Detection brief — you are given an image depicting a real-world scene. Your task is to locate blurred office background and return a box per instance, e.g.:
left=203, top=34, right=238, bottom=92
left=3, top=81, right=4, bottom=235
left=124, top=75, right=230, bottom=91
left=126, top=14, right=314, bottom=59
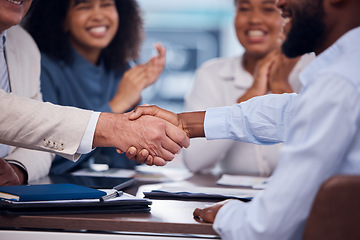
left=138, top=0, right=244, bottom=113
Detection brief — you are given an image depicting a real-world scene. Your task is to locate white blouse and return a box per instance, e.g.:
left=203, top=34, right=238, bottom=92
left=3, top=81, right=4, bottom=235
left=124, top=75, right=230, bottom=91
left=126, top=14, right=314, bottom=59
left=183, top=53, right=315, bottom=176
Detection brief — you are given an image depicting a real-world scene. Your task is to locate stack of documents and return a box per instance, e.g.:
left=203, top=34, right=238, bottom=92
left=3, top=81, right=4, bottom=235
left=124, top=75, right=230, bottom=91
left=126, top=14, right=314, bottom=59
left=0, top=184, right=151, bottom=216
left=139, top=182, right=261, bottom=202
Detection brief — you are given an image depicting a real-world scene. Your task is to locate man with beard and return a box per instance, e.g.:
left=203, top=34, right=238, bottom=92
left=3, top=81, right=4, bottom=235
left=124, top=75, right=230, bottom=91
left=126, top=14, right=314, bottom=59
left=127, top=0, right=360, bottom=239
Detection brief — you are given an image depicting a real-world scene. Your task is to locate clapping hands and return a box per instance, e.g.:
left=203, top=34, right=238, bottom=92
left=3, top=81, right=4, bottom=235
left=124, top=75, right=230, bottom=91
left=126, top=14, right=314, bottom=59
left=237, top=46, right=300, bottom=103
left=109, top=43, right=166, bottom=113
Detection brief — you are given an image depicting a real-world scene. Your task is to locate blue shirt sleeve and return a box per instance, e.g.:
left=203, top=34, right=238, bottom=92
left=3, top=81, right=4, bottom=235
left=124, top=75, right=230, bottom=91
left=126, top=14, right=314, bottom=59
left=205, top=93, right=297, bottom=144
left=211, top=75, right=360, bottom=240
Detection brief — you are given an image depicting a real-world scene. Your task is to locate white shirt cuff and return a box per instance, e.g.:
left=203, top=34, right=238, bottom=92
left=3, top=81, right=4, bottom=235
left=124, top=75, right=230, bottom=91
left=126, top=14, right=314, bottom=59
left=213, top=199, right=246, bottom=237
left=77, top=111, right=101, bottom=154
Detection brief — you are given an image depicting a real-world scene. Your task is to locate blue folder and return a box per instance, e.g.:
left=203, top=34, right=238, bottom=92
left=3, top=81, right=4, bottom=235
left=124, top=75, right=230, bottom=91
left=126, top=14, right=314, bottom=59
left=0, top=183, right=106, bottom=202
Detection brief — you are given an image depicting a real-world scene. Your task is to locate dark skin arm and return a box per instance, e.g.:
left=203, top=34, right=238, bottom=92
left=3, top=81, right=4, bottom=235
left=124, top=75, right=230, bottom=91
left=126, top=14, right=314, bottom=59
left=193, top=200, right=232, bottom=223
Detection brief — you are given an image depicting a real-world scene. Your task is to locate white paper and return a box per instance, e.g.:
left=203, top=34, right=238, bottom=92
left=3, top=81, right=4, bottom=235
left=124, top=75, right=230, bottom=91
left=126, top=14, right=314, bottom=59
left=217, top=174, right=268, bottom=189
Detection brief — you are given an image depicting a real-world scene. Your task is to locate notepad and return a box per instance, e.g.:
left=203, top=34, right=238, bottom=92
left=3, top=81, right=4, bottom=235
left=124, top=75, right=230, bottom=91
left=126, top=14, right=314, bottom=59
left=0, top=184, right=106, bottom=202
left=217, top=174, right=269, bottom=189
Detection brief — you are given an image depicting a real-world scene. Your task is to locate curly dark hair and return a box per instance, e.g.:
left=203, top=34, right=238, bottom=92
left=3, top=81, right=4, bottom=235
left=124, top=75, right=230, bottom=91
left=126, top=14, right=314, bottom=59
left=23, top=0, right=143, bottom=71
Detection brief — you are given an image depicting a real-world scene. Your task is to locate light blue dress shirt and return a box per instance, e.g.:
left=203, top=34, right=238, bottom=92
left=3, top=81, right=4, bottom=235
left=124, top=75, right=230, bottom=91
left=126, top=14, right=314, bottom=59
left=205, top=26, right=360, bottom=240
left=0, top=31, right=10, bottom=158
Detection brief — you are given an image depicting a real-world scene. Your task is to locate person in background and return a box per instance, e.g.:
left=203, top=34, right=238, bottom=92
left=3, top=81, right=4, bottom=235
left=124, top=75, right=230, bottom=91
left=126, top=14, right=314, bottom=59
left=23, top=0, right=166, bottom=175
left=127, top=0, right=360, bottom=238
left=183, top=0, right=315, bottom=176
left=0, top=0, right=188, bottom=185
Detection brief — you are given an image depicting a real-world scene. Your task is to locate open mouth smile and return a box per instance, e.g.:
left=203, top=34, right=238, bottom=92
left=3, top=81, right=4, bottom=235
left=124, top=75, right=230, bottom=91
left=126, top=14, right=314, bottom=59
left=6, top=0, right=23, bottom=5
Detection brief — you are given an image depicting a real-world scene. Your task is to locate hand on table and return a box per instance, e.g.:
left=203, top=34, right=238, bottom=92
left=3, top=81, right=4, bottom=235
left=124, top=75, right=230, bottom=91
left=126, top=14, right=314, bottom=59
left=0, top=158, right=25, bottom=186
left=193, top=200, right=232, bottom=223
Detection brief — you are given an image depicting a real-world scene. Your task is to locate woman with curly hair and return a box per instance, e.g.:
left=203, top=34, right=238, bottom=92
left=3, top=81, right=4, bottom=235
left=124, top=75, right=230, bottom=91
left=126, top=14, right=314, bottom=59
left=24, top=0, right=166, bottom=174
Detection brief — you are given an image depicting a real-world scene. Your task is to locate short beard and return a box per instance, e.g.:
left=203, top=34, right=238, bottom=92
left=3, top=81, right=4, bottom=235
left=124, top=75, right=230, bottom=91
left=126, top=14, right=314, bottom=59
left=282, top=7, right=325, bottom=58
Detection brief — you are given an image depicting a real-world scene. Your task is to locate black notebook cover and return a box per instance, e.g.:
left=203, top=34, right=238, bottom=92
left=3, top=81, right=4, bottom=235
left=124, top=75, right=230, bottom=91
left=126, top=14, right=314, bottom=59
left=0, top=192, right=152, bottom=216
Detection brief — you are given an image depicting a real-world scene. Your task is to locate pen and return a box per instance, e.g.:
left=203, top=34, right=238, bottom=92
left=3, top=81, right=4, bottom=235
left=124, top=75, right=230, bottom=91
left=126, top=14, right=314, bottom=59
left=100, top=190, right=123, bottom=202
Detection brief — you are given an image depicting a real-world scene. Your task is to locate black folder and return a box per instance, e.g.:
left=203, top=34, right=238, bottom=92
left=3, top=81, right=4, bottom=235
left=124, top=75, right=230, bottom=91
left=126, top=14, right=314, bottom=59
left=0, top=192, right=152, bottom=216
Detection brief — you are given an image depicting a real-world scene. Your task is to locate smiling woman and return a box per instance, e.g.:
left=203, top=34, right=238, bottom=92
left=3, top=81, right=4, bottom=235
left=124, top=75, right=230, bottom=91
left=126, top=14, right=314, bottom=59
left=22, top=0, right=167, bottom=175
left=63, top=0, right=120, bottom=64
left=182, top=0, right=315, bottom=176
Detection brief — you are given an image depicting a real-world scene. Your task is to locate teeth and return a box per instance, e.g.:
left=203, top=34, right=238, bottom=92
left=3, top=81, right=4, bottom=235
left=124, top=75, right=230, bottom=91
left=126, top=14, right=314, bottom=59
left=6, top=0, right=22, bottom=5
left=284, top=17, right=291, bottom=24
left=89, top=26, right=107, bottom=34
left=248, top=30, right=265, bottom=37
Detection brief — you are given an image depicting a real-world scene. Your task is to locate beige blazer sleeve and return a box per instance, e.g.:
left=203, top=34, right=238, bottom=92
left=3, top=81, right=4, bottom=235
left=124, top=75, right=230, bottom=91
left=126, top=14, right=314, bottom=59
left=1, top=25, right=93, bottom=167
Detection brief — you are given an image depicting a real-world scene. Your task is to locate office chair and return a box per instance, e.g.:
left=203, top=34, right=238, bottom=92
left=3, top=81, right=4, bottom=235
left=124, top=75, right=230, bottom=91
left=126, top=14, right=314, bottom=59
left=302, top=175, right=360, bottom=240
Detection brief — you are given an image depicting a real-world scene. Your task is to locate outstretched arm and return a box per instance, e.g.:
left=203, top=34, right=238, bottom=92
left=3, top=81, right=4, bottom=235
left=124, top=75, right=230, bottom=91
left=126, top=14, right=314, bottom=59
left=124, top=105, right=204, bottom=165
left=93, top=111, right=190, bottom=166
left=129, top=105, right=206, bottom=138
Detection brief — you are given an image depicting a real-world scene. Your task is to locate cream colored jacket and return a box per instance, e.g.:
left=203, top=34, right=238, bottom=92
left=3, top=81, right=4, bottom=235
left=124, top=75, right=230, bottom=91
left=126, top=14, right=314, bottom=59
left=1, top=25, right=92, bottom=181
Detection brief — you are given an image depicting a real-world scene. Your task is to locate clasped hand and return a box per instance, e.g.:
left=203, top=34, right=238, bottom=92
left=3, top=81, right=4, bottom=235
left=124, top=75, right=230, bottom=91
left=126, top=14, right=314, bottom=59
left=123, top=105, right=186, bottom=166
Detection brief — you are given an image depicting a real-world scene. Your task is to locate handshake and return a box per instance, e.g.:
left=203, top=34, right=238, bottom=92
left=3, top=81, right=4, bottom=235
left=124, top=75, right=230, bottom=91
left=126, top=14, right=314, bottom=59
left=92, top=105, right=206, bottom=166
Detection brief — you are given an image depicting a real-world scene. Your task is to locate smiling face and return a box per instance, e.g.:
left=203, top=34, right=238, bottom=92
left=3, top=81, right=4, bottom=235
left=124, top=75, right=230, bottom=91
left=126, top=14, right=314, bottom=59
left=0, top=0, right=33, bottom=32
left=277, top=0, right=325, bottom=58
left=234, top=0, right=283, bottom=59
left=63, top=0, right=119, bottom=61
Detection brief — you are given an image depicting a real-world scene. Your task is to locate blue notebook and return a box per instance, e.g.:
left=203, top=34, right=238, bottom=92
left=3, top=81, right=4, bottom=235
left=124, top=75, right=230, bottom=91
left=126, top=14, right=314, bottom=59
left=0, top=184, right=106, bottom=202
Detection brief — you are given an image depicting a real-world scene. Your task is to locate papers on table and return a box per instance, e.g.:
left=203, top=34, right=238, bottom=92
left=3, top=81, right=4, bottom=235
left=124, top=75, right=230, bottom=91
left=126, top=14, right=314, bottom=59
left=72, top=168, right=136, bottom=178
left=217, top=174, right=269, bottom=189
left=0, top=192, right=152, bottom=216
left=71, top=166, right=192, bottom=182
left=138, top=182, right=261, bottom=202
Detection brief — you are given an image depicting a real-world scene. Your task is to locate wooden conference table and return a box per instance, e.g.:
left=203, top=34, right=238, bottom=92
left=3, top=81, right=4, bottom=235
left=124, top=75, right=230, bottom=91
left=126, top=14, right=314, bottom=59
left=0, top=173, right=228, bottom=239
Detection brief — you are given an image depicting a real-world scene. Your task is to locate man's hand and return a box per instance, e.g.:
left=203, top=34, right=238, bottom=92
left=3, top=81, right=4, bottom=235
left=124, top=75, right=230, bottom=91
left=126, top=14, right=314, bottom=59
left=193, top=200, right=231, bottom=223
left=126, top=105, right=183, bottom=165
left=0, top=158, right=25, bottom=186
left=125, top=105, right=205, bottom=165
left=129, top=105, right=181, bottom=128
left=93, top=112, right=190, bottom=166
left=129, top=105, right=205, bottom=138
